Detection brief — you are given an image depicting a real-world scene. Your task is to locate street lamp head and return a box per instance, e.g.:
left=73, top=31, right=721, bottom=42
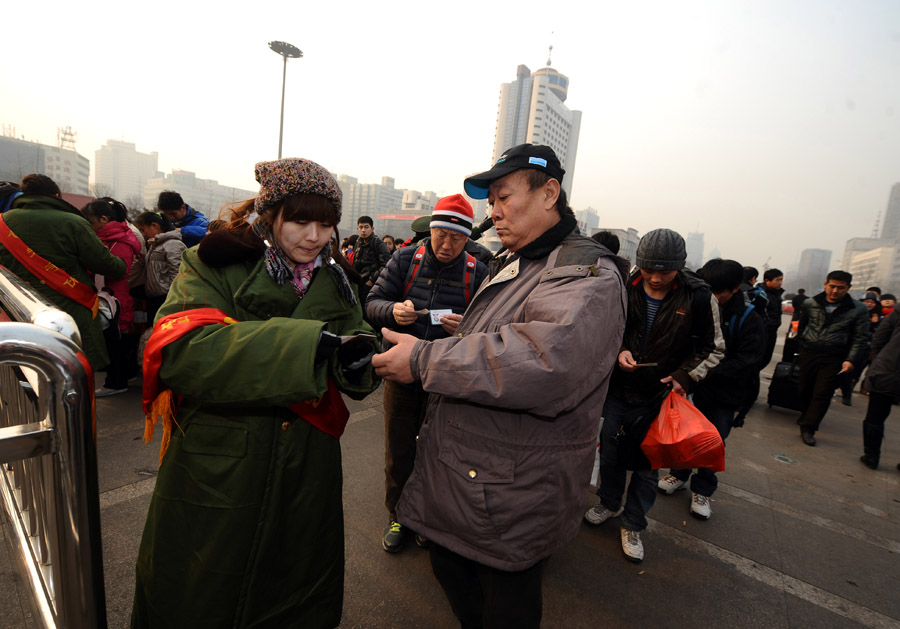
left=268, top=41, right=303, bottom=59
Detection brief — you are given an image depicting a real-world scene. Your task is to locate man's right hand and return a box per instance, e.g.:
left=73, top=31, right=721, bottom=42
left=392, top=299, right=417, bottom=326
left=618, top=350, right=638, bottom=372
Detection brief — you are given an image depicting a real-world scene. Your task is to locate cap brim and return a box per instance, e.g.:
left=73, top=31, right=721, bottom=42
left=463, top=164, right=520, bottom=200
left=410, top=216, right=431, bottom=232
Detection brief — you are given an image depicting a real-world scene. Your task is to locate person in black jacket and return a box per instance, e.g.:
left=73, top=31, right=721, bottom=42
left=791, top=288, right=808, bottom=321
left=658, top=259, right=765, bottom=520
left=365, top=195, right=489, bottom=553
left=759, top=268, right=785, bottom=366
left=584, top=229, right=724, bottom=563
left=859, top=310, right=900, bottom=469
left=796, top=270, right=870, bottom=446
left=353, top=215, right=392, bottom=303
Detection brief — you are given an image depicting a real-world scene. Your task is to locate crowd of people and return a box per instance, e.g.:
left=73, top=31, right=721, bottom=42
left=0, top=144, right=895, bottom=627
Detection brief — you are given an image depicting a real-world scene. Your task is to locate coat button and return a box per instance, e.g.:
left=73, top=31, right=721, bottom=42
left=468, top=469, right=477, bottom=479
left=281, top=421, right=290, bottom=431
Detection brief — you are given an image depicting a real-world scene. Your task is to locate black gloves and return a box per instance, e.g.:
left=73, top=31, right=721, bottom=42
left=316, top=331, right=342, bottom=363
left=316, top=331, right=376, bottom=385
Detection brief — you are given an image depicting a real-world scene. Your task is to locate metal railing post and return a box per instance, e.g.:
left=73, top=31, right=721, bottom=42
left=0, top=264, right=107, bottom=628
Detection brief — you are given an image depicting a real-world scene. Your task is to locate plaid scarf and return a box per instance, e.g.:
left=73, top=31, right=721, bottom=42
left=253, top=222, right=357, bottom=305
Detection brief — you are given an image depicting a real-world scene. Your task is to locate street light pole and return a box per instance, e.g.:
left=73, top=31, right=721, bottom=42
left=268, top=41, right=303, bottom=159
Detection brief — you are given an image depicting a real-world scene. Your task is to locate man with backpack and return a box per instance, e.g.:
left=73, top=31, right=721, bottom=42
left=733, top=266, right=770, bottom=424
left=365, top=194, right=489, bottom=553
left=584, top=228, right=724, bottom=562
left=657, top=259, right=765, bottom=520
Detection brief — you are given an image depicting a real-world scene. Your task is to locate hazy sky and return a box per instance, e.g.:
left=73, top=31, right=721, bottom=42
left=3, top=0, right=899, bottom=275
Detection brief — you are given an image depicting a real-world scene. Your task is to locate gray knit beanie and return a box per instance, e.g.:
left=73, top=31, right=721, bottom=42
left=636, top=228, right=686, bottom=271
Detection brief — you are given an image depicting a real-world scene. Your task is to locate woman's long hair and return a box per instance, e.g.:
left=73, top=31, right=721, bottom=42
left=223, top=195, right=359, bottom=281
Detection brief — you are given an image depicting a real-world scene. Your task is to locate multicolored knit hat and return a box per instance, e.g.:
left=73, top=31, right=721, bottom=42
left=430, top=194, right=474, bottom=237
left=253, top=157, right=342, bottom=220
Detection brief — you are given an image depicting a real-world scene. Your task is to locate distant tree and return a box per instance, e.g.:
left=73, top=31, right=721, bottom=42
left=124, top=194, right=145, bottom=212
left=90, top=182, right=114, bottom=198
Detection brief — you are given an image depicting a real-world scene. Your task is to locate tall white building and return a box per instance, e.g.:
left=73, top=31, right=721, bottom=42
left=336, top=175, right=405, bottom=235
left=846, top=246, right=895, bottom=291
left=796, top=248, right=832, bottom=291
left=575, top=207, right=599, bottom=234
left=686, top=232, right=705, bottom=270
left=492, top=62, right=582, bottom=198
left=840, top=237, right=892, bottom=270
left=593, top=227, right=641, bottom=266
left=94, top=140, right=160, bottom=203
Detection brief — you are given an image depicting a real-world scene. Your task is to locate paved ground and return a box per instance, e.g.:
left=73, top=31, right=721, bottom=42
left=2, top=321, right=899, bottom=628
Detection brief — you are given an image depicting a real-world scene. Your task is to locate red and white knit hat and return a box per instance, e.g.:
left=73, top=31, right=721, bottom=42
left=430, top=194, right=474, bottom=237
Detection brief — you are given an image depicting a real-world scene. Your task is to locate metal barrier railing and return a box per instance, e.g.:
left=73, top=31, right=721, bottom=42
left=0, top=265, right=107, bottom=628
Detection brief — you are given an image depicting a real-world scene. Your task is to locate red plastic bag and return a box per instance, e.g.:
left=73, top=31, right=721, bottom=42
left=641, top=391, right=725, bottom=472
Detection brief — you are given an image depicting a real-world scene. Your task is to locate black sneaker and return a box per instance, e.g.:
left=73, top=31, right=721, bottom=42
left=382, top=520, right=406, bottom=553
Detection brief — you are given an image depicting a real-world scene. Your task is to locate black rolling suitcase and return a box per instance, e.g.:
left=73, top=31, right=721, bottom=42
left=767, top=360, right=801, bottom=411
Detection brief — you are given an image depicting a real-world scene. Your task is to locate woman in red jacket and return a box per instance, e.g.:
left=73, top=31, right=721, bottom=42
left=83, top=197, right=142, bottom=396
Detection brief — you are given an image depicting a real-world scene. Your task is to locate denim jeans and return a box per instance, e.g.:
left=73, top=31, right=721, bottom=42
left=596, top=395, right=660, bottom=532
left=669, top=387, right=733, bottom=497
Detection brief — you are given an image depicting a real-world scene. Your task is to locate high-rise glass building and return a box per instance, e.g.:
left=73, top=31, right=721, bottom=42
left=491, top=63, right=582, bottom=197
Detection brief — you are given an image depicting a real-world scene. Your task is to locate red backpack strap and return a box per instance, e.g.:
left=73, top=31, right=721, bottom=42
left=464, top=253, right=476, bottom=304
left=403, top=246, right=426, bottom=298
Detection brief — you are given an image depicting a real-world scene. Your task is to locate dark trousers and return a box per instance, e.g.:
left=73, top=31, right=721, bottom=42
left=383, top=379, right=428, bottom=518
left=146, top=294, right=166, bottom=325
left=429, top=544, right=544, bottom=629
left=797, top=351, right=844, bottom=433
left=762, top=325, right=780, bottom=369
left=102, top=326, right=129, bottom=389
left=863, top=392, right=894, bottom=463
left=597, top=395, right=660, bottom=532
left=669, top=388, right=734, bottom=497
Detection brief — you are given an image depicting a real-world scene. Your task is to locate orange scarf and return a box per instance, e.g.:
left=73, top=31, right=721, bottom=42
left=0, top=214, right=100, bottom=316
left=142, top=308, right=350, bottom=465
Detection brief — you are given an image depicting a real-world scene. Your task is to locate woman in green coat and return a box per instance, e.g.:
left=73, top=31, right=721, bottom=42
left=132, top=158, right=380, bottom=628
left=0, top=174, right=126, bottom=370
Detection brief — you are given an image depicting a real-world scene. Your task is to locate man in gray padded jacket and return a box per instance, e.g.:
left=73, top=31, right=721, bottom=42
left=373, top=144, right=627, bottom=629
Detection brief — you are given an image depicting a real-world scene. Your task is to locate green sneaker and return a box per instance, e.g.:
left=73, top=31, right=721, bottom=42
left=382, top=520, right=406, bottom=553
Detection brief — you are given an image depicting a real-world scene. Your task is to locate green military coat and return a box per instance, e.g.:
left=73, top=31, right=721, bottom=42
left=0, top=195, right=126, bottom=370
left=131, top=241, right=379, bottom=628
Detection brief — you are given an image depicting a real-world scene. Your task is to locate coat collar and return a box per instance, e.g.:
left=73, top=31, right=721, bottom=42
left=514, top=213, right=578, bottom=260
left=232, top=256, right=355, bottom=322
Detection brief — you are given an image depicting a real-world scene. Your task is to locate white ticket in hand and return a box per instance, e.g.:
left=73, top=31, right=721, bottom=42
left=429, top=309, right=452, bottom=325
